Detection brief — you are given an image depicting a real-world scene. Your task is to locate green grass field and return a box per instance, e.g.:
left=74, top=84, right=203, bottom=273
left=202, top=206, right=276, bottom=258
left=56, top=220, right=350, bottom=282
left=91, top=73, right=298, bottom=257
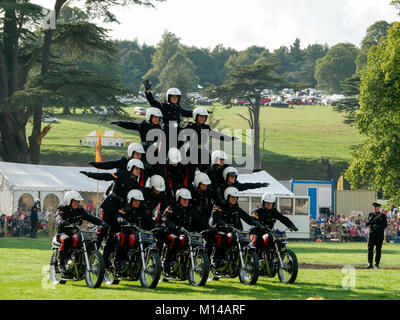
left=28, top=104, right=361, bottom=180
left=1, top=237, right=398, bottom=300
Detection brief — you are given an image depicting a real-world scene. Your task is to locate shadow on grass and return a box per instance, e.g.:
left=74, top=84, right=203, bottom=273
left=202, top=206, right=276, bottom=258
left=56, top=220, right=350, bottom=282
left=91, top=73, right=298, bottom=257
left=0, top=237, right=51, bottom=250
left=294, top=246, right=399, bottom=255
left=84, top=276, right=396, bottom=300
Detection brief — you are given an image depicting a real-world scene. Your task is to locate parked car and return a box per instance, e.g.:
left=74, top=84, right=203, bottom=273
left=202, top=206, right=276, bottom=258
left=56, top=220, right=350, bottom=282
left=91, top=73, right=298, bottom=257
left=42, top=116, right=60, bottom=123
left=91, top=106, right=117, bottom=115
left=133, top=107, right=146, bottom=115
left=195, top=99, right=213, bottom=106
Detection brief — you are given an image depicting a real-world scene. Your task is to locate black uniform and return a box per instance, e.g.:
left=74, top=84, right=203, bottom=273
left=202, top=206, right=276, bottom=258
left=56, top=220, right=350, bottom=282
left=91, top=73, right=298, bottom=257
left=207, top=164, right=228, bottom=187
left=155, top=163, right=196, bottom=203
left=211, top=203, right=259, bottom=260
left=142, top=187, right=168, bottom=224
left=160, top=203, right=209, bottom=270
left=250, top=207, right=297, bottom=248
left=89, top=157, right=150, bottom=189
left=145, top=91, right=193, bottom=131
left=366, top=211, right=387, bottom=266
left=112, top=120, right=164, bottom=152
left=190, top=187, right=214, bottom=226
left=114, top=205, right=156, bottom=261
left=55, top=204, right=104, bottom=264
left=30, top=204, right=39, bottom=238
left=214, top=180, right=268, bottom=206
left=181, top=122, right=236, bottom=172
left=80, top=170, right=142, bottom=265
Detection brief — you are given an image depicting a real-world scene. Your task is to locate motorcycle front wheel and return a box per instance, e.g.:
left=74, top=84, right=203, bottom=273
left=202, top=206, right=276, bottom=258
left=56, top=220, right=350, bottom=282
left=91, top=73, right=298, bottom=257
left=140, top=250, right=162, bottom=288
left=239, top=250, right=259, bottom=285
left=85, top=250, right=105, bottom=288
left=277, top=249, right=298, bottom=284
left=188, top=252, right=210, bottom=287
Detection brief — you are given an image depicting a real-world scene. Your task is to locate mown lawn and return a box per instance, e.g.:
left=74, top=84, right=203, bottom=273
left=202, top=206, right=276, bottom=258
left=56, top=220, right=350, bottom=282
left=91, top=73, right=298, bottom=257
left=0, top=237, right=398, bottom=300
left=26, top=104, right=361, bottom=180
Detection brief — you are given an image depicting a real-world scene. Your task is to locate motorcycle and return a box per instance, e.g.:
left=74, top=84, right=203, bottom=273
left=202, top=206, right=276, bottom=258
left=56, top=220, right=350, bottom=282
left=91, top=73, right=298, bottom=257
left=210, top=225, right=259, bottom=285
left=103, top=223, right=162, bottom=288
left=161, top=228, right=210, bottom=286
left=254, top=227, right=298, bottom=284
left=49, top=224, right=105, bottom=288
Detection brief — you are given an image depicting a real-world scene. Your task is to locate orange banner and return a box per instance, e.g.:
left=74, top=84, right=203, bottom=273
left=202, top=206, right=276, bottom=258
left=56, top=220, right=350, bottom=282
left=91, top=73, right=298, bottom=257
left=95, top=129, right=103, bottom=162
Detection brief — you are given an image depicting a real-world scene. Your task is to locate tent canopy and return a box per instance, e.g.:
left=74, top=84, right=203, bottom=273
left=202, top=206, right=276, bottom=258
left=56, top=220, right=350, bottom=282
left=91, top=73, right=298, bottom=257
left=237, top=170, right=294, bottom=197
left=0, top=162, right=293, bottom=197
left=0, top=162, right=110, bottom=192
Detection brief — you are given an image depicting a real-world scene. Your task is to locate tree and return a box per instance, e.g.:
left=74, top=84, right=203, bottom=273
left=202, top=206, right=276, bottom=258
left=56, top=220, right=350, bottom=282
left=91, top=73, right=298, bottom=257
left=345, top=22, right=400, bottom=204
left=0, top=0, right=163, bottom=164
left=301, top=43, right=329, bottom=88
left=184, top=47, right=217, bottom=86
left=157, top=52, right=199, bottom=108
left=314, top=43, right=359, bottom=94
left=209, top=44, right=237, bottom=86
left=205, top=62, right=283, bottom=169
left=143, top=31, right=182, bottom=87
left=356, top=21, right=391, bottom=72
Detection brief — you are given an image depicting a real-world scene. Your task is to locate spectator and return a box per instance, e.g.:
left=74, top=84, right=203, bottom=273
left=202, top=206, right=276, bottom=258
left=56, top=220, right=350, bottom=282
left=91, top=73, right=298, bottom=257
left=19, top=212, right=25, bottom=236
left=0, top=214, right=6, bottom=237
left=350, top=225, right=362, bottom=242
left=347, top=216, right=356, bottom=228
left=318, top=214, right=326, bottom=225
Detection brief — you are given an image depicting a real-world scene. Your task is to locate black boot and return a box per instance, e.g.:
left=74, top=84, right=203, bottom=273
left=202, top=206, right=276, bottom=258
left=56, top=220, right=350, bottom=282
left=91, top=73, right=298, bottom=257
left=59, top=255, right=67, bottom=274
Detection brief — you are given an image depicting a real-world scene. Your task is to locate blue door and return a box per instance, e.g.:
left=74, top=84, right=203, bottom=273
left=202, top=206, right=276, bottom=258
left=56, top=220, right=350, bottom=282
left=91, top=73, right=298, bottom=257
left=308, top=188, right=317, bottom=219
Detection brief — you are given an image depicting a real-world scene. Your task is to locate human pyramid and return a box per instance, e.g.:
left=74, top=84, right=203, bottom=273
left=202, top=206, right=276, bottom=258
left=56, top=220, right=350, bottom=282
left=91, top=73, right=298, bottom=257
left=53, top=80, right=298, bottom=288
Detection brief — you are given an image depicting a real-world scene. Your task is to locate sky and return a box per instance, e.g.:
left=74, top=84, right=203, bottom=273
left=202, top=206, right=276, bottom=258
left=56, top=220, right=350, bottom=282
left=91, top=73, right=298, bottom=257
left=32, top=0, right=399, bottom=50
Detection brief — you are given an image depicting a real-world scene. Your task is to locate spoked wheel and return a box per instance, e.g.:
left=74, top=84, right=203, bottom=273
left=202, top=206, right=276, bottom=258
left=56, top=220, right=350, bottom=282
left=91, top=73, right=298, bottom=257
left=140, top=250, right=162, bottom=288
left=239, top=250, right=259, bottom=285
left=189, top=252, right=210, bottom=286
left=85, top=250, right=105, bottom=288
left=49, top=250, right=66, bottom=285
left=277, top=249, right=298, bottom=284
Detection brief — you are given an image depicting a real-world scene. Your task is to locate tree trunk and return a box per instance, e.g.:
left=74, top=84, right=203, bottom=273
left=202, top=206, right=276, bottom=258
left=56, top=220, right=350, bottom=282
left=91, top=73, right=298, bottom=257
left=253, top=98, right=261, bottom=170
left=63, top=106, right=71, bottom=115
left=28, top=105, right=43, bottom=164
left=0, top=112, right=29, bottom=163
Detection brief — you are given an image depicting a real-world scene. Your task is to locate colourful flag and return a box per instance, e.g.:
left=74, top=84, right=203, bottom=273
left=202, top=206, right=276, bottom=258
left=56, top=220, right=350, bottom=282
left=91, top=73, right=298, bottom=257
left=95, top=129, right=103, bottom=162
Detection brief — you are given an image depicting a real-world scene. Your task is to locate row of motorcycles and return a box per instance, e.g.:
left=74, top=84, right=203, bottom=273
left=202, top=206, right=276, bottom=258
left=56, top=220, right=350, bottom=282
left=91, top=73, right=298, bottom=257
left=49, top=224, right=298, bottom=289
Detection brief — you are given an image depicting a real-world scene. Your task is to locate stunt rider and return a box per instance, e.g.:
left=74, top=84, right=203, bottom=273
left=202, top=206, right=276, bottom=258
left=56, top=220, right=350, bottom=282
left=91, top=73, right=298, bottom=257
left=160, top=188, right=208, bottom=276
left=55, top=191, right=107, bottom=274
left=250, top=192, right=298, bottom=250
left=80, top=159, right=145, bottom=268
left=114, top=189, right=155, bottom=271
left=211, top=187, right=261, bottom=268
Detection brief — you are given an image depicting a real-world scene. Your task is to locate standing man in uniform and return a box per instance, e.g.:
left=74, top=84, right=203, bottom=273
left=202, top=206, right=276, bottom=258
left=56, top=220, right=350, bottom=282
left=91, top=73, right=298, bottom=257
left=30, top=198, right=40, bottom=238
left=366, top=202, right=387, bottom=269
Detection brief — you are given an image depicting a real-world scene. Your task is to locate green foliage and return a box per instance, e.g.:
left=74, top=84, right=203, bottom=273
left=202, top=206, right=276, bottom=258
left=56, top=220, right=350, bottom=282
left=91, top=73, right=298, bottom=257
left=345, top=22, right=400, bottom=204
left=143, top=31, right=182, bottom=87
left=315, top=43, right=359, bottom=94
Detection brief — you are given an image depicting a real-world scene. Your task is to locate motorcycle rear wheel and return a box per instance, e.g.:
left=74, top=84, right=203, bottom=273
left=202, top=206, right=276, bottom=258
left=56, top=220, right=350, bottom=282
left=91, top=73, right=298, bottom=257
left=85, top=250, right=105, bottom=288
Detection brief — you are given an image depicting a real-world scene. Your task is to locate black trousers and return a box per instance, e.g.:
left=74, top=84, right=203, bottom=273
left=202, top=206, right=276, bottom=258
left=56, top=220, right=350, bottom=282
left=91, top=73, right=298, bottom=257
left=30, top=219, right=38, bottom=237
left=368, top=232, right=384, bottom=265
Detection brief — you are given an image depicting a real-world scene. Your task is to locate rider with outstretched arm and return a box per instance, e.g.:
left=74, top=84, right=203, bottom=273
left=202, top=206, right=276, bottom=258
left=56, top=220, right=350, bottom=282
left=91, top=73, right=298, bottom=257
left=250, top=192, right=298, bottom=249
left=56, top=191, right=107, bottom=274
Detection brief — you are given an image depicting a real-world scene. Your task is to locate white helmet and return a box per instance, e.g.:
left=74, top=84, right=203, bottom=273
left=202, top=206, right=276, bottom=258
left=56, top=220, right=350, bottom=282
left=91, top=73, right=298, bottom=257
left=193, top=107, right=208, bottom=122
left=146, top=107, right=163, bottom=123
left=175, top=188, right=192, bottom=202
left=34, top=198, right=40, bottom=203
left=127, top=159, right=144, bottom=172
left=223, top=167, right=238, bottom=182
left=127, top=189, right=144, bottom=203
left=150, top=175, right=166, bottom=192
left=64, top=191, right=84, bottom=205
left=211, top=150, right=228, bottom=165
left=168, top=147, right=182, bottom=164
left=262, top=192, right=276, bottom=204
left=194, top=172, right=211, bottom=188
left=166, top=88, right=181, bottom=103
left=224, top=187, right=240, bottom=201
left=127, top=143, right=145, bottom=157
